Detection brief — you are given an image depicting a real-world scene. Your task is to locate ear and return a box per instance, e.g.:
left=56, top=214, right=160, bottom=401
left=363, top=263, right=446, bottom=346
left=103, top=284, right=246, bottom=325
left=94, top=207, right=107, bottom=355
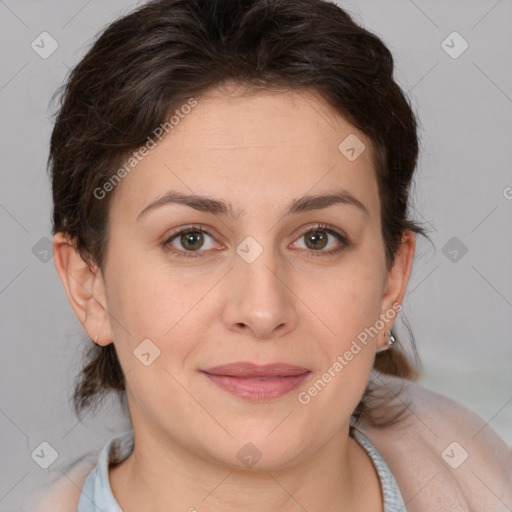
left=377, top=230, right=416, bottom=350
left=52, top=232, right=112, bottom=346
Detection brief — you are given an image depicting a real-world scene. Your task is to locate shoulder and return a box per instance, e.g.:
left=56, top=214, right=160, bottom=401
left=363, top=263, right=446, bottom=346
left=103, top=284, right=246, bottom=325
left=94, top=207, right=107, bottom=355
left=358, top=372, right=512, bottom=512
left=32, top=431, right=133, bottom=511
left=31, top=461, right=93, bottom=512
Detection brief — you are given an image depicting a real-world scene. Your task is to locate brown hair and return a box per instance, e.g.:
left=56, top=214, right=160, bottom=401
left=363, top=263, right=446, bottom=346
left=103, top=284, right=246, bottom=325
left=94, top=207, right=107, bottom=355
left=48, top=0, right=431, bottom=426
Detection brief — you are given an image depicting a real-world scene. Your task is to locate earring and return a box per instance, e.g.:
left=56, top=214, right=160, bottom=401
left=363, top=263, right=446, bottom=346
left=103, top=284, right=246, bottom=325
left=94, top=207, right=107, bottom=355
left=93, top=333, right=100, bottom=346
left=376, top=330, right=395, bottom=353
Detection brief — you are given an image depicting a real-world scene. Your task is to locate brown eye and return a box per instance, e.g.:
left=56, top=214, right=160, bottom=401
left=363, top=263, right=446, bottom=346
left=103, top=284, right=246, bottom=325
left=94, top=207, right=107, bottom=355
left=292, top=224, right=349, bottom=258
left=179, top=230, right=205, bottom=251
left=164, top=225, right=218, bottom=258
left=303, top=229, right=329, bottom=250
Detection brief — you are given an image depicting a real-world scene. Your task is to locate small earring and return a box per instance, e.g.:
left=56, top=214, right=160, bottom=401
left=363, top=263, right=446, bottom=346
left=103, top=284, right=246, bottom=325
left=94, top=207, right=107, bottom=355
left=376, top=330, right=395, bottom=353
left=93, top=333, right=100, bottom=346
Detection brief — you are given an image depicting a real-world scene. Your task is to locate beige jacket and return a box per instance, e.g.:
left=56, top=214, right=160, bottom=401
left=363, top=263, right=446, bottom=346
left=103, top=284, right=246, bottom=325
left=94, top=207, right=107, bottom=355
left=34, top=374, right=512, bottom=512
left=358, top=374, right=512, bottom=511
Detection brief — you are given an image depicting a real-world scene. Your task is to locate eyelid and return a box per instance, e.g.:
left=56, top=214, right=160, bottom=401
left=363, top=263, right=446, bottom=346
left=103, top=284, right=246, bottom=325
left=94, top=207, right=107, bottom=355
left=164, top=223, right=221, bottom=244
left=293, top=223, right=347, bottom=241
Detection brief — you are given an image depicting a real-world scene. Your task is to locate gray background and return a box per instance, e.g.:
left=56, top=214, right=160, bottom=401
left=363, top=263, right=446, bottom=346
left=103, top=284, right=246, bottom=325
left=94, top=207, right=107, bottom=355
left=1, top=0, right=511, bottom=509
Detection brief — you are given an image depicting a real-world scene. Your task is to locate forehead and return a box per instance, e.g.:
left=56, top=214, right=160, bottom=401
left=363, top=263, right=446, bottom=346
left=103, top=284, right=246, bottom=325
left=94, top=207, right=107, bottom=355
left=109, top=86, right=379, bottom=221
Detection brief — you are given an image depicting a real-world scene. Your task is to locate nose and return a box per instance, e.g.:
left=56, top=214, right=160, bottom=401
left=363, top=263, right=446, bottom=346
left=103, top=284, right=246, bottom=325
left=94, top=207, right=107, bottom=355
left=222, top=243, right=299, bottom=339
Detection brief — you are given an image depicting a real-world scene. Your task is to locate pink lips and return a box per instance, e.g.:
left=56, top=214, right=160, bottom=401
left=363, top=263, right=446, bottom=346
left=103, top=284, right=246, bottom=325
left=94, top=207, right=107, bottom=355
left=201, top=362, right=311, bottom=401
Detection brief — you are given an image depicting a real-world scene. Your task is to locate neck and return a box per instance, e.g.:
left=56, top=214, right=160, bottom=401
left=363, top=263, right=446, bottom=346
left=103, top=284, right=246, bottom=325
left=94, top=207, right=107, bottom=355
left=109, top=423, right=382, bottom=512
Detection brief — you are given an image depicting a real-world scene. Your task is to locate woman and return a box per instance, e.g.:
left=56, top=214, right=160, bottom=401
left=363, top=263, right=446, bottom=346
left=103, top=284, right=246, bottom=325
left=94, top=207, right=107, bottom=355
left=39, top=0, right=511, bottom=510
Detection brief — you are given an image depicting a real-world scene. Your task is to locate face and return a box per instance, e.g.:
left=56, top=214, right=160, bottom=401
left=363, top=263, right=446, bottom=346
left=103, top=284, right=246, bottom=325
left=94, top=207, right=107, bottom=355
left=88, top=85, right=409, bottom=469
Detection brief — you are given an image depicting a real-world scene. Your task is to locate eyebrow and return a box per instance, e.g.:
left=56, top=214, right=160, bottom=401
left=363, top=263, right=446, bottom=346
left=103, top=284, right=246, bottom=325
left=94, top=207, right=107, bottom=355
left=136, top=188, right=369, bottom=222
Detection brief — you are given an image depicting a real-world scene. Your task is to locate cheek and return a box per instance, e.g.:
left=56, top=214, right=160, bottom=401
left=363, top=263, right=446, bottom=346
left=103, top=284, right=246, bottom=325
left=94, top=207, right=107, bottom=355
left=303, top=265, right=384, bottom=411
left=104, top=251, right=199, bottom=356
left=306, top=261, right=385, bottom=346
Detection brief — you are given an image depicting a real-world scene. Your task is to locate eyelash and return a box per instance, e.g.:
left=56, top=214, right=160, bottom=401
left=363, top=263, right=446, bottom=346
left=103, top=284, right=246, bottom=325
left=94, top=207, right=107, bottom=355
left=163, top=223, right=350, bottom=259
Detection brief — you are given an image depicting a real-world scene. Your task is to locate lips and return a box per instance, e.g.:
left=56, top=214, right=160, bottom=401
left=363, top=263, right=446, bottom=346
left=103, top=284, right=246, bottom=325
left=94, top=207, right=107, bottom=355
left=202, top=362, right=310, bottom=378
left=200, top=362, right=311, bottom=401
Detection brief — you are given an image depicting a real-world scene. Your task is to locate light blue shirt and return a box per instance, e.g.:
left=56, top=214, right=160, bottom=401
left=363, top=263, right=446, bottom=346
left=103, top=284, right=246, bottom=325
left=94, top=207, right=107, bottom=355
left=77, top=428, right=407, bottom=511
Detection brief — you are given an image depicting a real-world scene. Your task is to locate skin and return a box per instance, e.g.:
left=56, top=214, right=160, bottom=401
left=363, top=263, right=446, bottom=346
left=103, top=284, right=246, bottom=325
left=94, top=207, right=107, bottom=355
left=53, top=83, right=415, bottom=512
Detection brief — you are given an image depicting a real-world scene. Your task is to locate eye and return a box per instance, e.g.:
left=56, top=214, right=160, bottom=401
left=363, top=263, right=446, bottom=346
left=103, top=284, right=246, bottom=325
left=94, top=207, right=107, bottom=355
left=163, top=223, right=350, bottom=259
left=164, top=225, right=218, bottom=258
left=291, top=223, right=349, bottom=257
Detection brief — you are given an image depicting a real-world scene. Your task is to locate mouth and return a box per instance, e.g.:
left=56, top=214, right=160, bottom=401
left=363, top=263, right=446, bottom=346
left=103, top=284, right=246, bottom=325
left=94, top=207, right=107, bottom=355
left=200, top=362, right=311, bottom=401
